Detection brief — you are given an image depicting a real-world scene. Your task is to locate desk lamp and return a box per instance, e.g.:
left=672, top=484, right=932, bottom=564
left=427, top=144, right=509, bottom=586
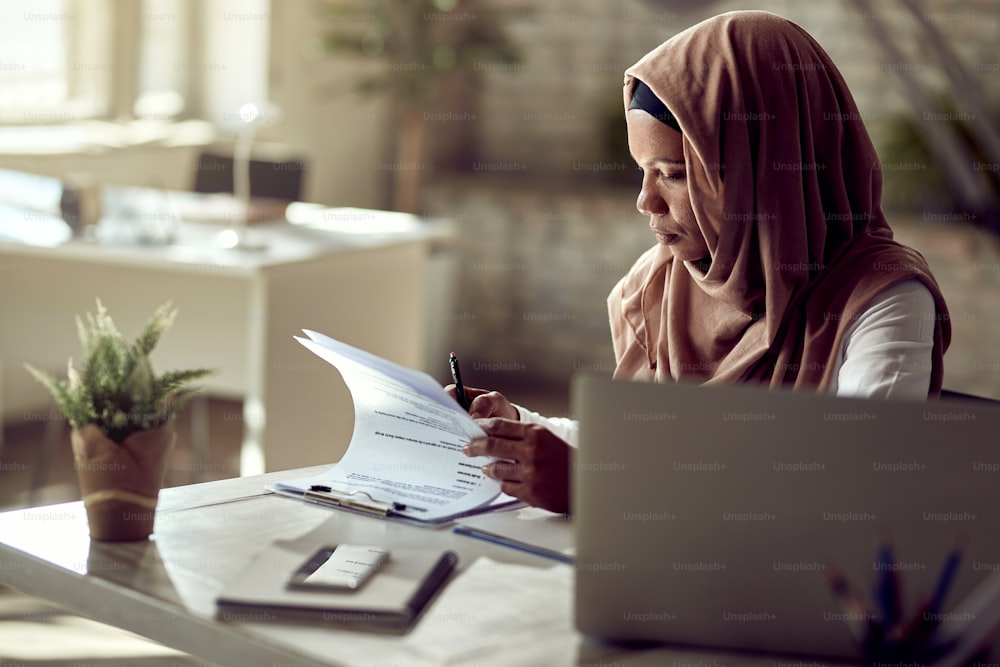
left=217, top=100, right=284, bottom=251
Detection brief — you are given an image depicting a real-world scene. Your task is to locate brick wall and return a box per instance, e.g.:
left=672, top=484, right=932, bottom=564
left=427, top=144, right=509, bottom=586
left=462, top=0, right=1000, bottom=181
left=423, top=177, right=646, bottom=389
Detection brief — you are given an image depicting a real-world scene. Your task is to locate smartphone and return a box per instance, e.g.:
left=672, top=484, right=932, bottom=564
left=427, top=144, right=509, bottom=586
left=287, top=544, right=389, bottom=592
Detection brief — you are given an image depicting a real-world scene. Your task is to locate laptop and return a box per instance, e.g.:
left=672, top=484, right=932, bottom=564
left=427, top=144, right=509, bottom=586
left=571, top=374, right=1000, bottom=658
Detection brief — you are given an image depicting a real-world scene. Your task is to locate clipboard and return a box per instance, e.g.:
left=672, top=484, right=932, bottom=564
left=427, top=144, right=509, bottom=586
left=302, top=485, right=406, bottom=517
left=280, top=330, right=523, bottom=526
left=270, top=480, right=523, bottom=528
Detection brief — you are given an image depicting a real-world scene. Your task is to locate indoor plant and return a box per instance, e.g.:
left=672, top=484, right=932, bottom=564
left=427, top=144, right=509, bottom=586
left=320, top=0, right=523, bottom=212
left=25, top=300, right=213, bottom=541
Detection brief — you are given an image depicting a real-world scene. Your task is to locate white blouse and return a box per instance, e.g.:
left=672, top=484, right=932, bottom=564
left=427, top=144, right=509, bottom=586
left=514, top=278, right=937, bottom=448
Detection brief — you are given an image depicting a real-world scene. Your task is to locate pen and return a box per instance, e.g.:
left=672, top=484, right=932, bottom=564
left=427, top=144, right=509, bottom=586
left=928, top=534, right=965, bottom=615
left=875, top=539, right=902, bottom=633
left=901, top=534, right=965, bottom=647
left=825, top=566, right=881, bottom=647
left=449, top=352, right=470, bottom=412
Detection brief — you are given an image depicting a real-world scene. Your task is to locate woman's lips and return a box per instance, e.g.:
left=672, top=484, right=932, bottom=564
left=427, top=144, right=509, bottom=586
left=654, top=231, right=681, bottom=245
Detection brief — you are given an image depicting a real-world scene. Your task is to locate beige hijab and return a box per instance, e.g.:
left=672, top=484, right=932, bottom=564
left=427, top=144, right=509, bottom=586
left=610, top=11, right=950, bottom=395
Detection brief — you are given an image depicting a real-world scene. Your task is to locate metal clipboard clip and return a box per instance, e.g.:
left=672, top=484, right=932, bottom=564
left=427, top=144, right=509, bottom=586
left=304, top=485, right=406, bottom=517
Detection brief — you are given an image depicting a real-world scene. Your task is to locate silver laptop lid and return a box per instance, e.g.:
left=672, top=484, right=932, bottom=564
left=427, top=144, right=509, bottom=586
left=572, top=374, right=1000, bottom=658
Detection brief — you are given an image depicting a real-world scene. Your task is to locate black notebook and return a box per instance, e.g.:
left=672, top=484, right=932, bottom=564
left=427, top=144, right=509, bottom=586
left=216, top=540, right=458, bottom=629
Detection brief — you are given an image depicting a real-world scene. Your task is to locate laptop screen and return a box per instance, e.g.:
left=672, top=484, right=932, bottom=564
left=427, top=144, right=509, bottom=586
left=572, top=374, right=1000, bottom=659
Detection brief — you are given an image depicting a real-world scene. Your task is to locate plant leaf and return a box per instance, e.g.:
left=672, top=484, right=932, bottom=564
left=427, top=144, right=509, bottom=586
left=134, top=301, right=177, bottom=358
left=26, top=301, right=216, bottom=444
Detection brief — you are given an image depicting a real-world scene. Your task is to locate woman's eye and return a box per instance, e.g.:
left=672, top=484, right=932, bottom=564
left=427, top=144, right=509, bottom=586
left=636, top=167, right=685, bottom=182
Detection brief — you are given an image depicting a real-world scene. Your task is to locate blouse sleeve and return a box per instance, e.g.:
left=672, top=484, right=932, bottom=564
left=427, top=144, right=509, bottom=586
left=512, top=404, right=580, bottom=448
left=833, top=278, right=936, bottom=400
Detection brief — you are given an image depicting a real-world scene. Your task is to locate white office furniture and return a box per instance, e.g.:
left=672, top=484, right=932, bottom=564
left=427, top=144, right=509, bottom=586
left=0, top=197, right=444, bottom=475
left=0, top=467, right=764, bottom=667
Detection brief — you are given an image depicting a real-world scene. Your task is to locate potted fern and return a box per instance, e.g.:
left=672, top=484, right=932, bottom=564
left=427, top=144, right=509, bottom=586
left=25, top=300, right=213, bottom=542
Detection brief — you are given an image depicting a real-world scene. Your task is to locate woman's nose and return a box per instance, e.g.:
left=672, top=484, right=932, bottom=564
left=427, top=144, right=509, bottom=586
left=636, top=177, right=667, bottom=216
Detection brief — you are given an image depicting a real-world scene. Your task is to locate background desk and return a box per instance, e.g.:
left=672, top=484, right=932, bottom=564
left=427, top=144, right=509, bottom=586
left=0, top=468, right=771, bottom=667
left=0, top=199, right=444, bottom=474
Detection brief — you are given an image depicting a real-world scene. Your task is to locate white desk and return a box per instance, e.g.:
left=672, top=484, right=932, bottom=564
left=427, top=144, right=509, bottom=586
left=0, top=190, right=446, bottom=474
left=0, top=468, right=768, bottom=666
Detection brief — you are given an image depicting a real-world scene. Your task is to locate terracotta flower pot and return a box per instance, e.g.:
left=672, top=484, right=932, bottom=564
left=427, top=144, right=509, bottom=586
left=70, top=424, right=175, bottom=542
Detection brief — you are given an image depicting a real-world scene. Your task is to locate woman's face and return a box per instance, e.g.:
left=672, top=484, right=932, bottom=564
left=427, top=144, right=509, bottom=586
left=626, top=109, right=710, bottom=263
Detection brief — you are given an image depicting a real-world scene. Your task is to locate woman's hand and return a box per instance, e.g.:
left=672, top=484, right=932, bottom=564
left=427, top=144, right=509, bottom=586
left=463, top=418, right=572, bottom=514
left=444, top=385, right=519, bottom=420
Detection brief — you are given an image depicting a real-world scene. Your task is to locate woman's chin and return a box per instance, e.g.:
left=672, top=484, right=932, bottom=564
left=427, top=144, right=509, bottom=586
left=667, top=243, right=710, bottom=263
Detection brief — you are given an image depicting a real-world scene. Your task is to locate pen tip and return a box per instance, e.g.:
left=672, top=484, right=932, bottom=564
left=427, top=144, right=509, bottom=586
left=450, top=352, right=457, bottom=358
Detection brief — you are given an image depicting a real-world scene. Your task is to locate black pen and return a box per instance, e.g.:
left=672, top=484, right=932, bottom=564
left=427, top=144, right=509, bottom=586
left=449, top=352, right=471, bottom=412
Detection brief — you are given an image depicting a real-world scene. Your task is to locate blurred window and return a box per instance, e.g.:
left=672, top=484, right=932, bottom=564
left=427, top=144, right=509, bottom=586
left=0, top=0, right=101, bottom=123
left=136, top=0, right=191, bottom=121
left=0, top=0, right=267, bottom=126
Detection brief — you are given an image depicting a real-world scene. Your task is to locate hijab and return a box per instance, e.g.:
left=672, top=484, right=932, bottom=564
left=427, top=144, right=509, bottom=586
left=609, top=10, right=950, bottom=395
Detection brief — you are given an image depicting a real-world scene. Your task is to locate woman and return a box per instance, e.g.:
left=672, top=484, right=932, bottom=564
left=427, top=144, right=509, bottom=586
left=456, top=11, right=951, bottom=514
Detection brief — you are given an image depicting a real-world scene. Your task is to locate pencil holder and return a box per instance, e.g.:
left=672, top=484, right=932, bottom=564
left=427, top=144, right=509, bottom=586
left=825, top=539, right=992, bottom=667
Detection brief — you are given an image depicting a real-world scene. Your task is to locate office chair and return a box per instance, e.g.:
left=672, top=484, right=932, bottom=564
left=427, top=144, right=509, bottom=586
left=939, top=388, right=1000, bottom=404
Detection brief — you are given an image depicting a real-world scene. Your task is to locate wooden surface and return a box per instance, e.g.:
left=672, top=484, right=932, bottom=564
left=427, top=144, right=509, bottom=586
left=0, top=467, right=773, bottom=667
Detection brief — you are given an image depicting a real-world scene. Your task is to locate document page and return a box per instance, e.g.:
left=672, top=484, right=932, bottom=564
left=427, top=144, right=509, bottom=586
left=404, top=557, right=577, bottom=665
left=274, top=331, right=504, bottom=523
